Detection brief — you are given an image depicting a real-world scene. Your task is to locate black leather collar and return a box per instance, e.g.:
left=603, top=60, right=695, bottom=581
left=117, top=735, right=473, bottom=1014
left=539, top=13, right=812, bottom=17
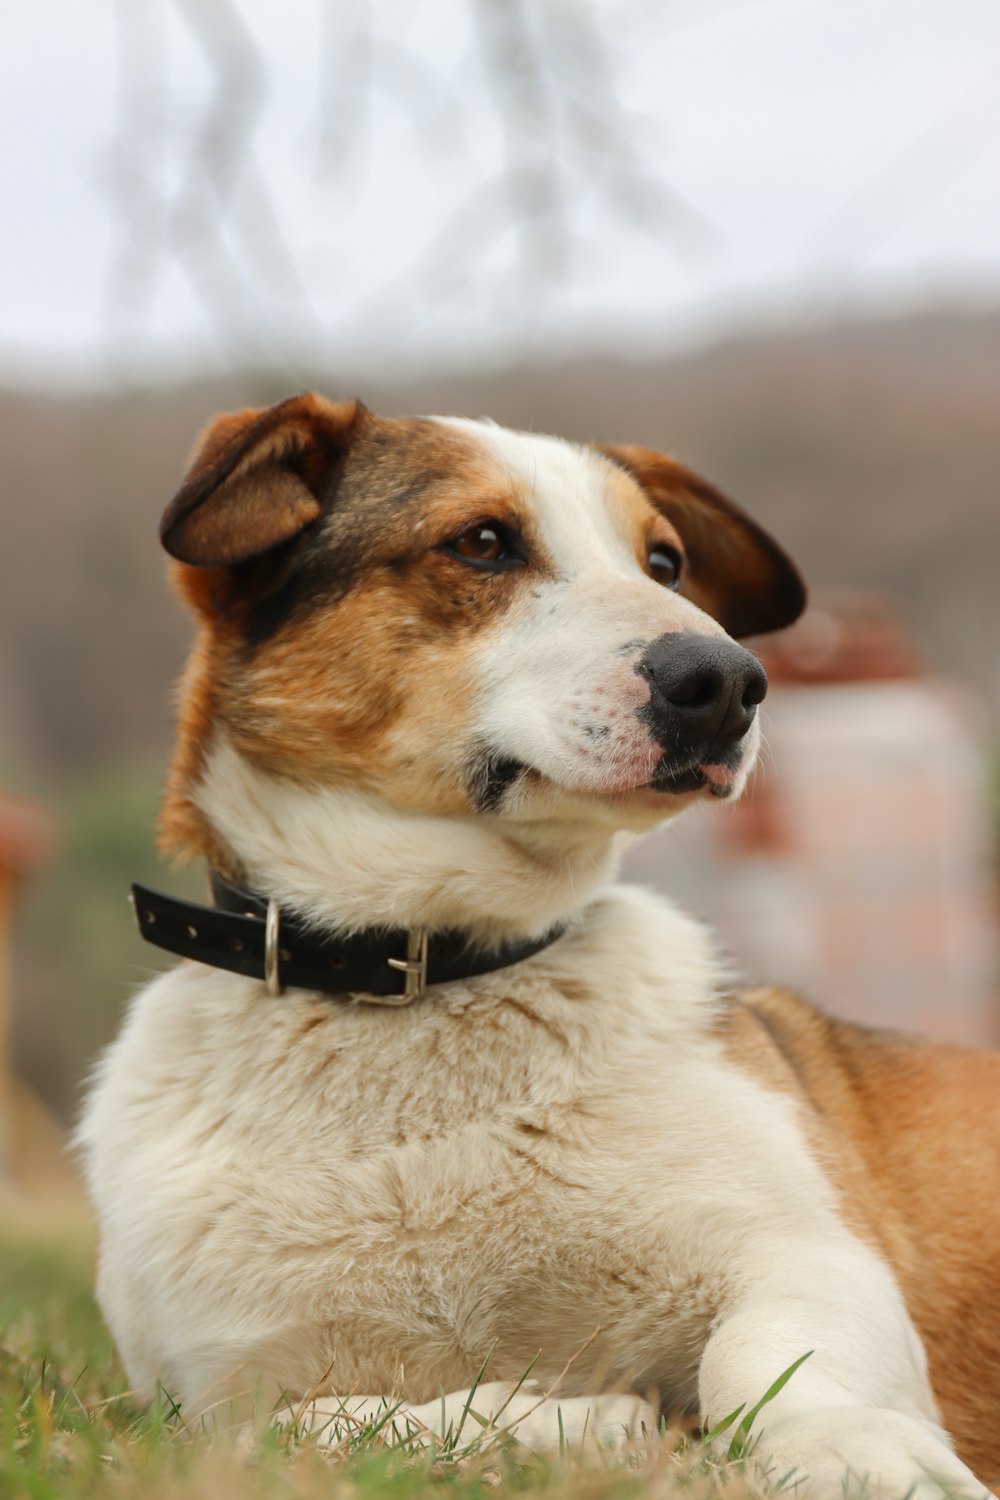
left=130, top=871, right=568, bottom=1005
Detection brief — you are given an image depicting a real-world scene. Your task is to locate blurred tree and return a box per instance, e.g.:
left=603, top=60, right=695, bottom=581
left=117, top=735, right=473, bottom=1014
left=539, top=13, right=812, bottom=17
left=104, top=0, right=716, bottom=365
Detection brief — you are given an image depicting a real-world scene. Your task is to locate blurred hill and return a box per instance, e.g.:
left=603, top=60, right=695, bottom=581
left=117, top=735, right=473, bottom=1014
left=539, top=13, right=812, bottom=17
left=3, top=305, right=1000, bottom=786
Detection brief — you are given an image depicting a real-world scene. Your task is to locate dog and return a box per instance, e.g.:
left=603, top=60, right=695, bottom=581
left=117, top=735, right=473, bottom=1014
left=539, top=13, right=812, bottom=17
left=79, top=394, right=1000, bottom=1494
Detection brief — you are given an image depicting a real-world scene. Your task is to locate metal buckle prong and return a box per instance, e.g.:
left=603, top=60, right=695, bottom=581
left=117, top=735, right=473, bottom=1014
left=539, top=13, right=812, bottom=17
left=264, top=898, right=283, bottom=997
left=386, top=927, right=429, bottom=999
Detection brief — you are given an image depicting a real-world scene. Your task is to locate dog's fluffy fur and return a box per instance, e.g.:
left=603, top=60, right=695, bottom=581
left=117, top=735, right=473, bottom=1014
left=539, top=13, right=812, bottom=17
left=79, top=396, right=1000, bottom=1496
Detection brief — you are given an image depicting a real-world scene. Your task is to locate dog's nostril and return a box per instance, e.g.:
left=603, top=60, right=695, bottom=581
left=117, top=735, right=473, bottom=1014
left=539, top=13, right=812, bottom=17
left=667, top=669, right=718, bottom=710
left=741, top=662, right=768, bottom=710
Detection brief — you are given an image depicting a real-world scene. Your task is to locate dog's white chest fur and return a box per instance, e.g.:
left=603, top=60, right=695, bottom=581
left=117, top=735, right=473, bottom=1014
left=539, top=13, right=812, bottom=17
left=81, top=886, right=925, bottom=1429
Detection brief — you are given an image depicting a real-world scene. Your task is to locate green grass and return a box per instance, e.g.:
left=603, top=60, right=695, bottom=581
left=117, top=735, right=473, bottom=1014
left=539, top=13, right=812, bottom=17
left=0, top=1227, right=771, bottom=1500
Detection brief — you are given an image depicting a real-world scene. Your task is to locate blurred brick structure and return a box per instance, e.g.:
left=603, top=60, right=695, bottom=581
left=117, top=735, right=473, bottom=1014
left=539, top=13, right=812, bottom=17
left=0, top=792, right=53, bottom=1078
left=623, top=595, right=1000, bottom=1045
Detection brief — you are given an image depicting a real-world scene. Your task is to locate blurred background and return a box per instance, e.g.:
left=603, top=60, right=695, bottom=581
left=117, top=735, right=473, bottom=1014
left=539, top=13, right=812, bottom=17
left=2, top=0, right=1000, bottom=1198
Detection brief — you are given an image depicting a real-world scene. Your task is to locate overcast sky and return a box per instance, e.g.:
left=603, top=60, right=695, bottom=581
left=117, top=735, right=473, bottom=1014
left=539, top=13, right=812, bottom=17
left=3, top=0, right=999, bottom=381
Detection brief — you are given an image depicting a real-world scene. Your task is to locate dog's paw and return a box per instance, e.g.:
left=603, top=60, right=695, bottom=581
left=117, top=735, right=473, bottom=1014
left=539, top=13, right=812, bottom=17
left=304, top=1383, right=656, bottom=1453
left=404, top=1382, right=656, bottom=1453
left=748, top=1408, right=989, bottom=1499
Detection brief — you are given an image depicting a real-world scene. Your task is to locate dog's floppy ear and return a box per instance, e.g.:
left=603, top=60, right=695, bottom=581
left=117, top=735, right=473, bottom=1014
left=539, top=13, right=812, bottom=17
left=160, top=393, right=364, bottom=567
left=597, top=443, right=805, bottom=637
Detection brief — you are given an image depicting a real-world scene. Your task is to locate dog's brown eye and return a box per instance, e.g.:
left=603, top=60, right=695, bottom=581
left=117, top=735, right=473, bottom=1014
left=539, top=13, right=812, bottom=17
left=443, top=522, right=524, bottom=571
left=453, top=524, right=504, bottom=561
left=648, top=545, right=682, bottom=590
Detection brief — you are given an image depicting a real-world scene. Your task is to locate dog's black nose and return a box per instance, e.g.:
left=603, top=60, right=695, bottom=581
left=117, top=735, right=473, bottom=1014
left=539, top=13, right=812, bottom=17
left=637, top=631, right=767, bottom=753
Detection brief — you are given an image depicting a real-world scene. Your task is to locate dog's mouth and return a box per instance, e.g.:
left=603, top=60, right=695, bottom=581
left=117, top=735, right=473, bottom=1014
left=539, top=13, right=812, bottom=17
left=647, top=759, right=738, bottom=800
left=471, top=751, right=741, bottom=810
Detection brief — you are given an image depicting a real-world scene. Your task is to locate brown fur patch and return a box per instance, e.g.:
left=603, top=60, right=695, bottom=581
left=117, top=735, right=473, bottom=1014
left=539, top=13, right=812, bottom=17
left=720, top=987, right=1000, bottom=1482
left=598, top=460, right=688, bottom=581
left=158, top=629, right=233, bottom=870
left=159, top=408, right=546, bottom=860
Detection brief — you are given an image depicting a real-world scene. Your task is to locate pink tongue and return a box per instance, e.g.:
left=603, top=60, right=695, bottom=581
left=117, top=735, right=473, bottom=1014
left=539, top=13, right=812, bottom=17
left=699, top=761, right=736, bottom=787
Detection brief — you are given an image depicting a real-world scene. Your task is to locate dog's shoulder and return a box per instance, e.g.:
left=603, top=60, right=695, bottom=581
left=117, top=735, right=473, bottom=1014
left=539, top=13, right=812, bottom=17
left=719, top=981, right=1000, bottom=1132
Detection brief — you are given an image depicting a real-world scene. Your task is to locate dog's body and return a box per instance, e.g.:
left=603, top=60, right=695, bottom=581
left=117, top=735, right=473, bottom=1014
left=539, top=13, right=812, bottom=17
left=79, top=397, right=1000, bottom=1494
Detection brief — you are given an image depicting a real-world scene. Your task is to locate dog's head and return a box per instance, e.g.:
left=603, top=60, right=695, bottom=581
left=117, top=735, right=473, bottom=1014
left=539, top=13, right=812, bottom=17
left=160, top=393, right=803, bottom=859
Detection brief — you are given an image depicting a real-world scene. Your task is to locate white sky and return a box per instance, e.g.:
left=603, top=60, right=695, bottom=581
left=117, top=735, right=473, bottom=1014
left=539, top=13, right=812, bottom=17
left=2, top=0, right=999, bottom=381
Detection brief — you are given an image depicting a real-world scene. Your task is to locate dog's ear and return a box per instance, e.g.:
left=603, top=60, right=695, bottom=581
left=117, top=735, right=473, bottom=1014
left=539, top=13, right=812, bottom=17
left=160, top=393, right=364, bottom=567
left=597, top=443, right=805, bottom=637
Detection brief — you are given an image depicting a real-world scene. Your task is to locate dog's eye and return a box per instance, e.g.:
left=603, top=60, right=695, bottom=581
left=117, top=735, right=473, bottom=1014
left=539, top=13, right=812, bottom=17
left=648, top=545, right=682, bottom=590
left=443, top=522, right=523, bottom=570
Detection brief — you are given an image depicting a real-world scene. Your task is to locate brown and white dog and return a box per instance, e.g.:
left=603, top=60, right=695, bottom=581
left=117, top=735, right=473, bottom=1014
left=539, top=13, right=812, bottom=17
left=79, top=395, right=1000, bottom=1495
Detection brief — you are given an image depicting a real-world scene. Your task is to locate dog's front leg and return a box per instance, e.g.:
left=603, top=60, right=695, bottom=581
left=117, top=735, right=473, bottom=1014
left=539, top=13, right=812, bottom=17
left=696, top=1238, right=988, bottom=1498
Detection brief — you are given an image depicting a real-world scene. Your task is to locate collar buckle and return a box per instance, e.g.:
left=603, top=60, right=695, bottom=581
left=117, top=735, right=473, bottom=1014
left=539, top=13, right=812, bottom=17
left=386, top=926, right=429, bottom=999
left=264, top=898, right=283, bottom=997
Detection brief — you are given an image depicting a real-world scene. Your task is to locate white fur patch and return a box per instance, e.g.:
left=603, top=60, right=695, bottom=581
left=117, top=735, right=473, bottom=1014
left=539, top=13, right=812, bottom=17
left=194, top=733, right=624, bottom=943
